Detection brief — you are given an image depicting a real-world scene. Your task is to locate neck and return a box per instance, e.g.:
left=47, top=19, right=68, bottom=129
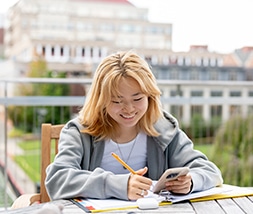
left=114, top=127, right=138, bottom=144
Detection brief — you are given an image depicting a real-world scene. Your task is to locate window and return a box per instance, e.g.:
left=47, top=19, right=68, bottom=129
left=195, top=58, right=202, bottom=66
left=190, top=69, right=199, bottom=80
left=217, top=58, right=223, bottom=66
left=203, top=58, right=209, bottom=66
left=209, top=70, right=219, bottom=80
left=170, top=89, right=183, bottom=97
left=170, top=69, right=179, bottom=80
left=230, top=105, right=241, bottom=116
left=146, top=26, right=163, bottom=34
left=211, top=105, right=222, bottom=117
left=171, top=105, right=183, bottom=120
left=191, top=105, right=203, bottom=115
left=211, top=91, right=223, bottom=97
left=210, top=58, right=217, bottom=67
left=120, top=24, right=135, bottom=32
left=185, top=57, right=191, bottom=66
left=230, top=91, right=241, bottom=97
left=228, top=71, right=237, bottom=80
left=177, top=57, right=184, bottom=66
left=100, top=24, right=114, bottom=32
left=191, top=91, right=203, bottom=97
left=162, top=57, right=169, bottom=65
left=151, top=56, right=158, bottom=65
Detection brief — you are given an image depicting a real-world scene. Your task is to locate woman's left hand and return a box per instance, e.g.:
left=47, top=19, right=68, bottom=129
left=165, top=174, right=192, bottom=194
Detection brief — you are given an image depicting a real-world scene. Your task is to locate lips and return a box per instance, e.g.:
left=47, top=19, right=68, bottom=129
left=120, top=113, right=137, bottom=119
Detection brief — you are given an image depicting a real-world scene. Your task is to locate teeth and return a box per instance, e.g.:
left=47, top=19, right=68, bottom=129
left=122, top=115, right=134, bottom=119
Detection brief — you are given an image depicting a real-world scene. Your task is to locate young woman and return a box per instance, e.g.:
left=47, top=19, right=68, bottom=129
left=45, top=51, right=223, bottom=201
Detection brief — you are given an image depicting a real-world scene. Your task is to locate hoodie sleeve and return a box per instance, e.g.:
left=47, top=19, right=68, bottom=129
left=45, top=121, right=130, bottom=200
left=155, top=111, right=223, bottom=192
left=167, top=129, right=223, bottom=192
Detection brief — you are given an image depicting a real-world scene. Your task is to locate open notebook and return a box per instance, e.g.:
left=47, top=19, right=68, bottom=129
left=70, top=184, right=253, bottom=213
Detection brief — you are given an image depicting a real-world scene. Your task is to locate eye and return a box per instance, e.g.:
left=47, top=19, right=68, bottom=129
left=134, top=97, right=143, bottom=102
left=112, top=100, right=122, bottom=104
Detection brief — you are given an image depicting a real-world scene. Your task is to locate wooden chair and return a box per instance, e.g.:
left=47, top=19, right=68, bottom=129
left=11, top=123, right=64, bottom=209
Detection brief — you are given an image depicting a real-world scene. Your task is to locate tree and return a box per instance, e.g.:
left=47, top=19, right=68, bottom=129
left=210, top=114, right=253, bottom=186
left=8, top=56, right=70, bottom=132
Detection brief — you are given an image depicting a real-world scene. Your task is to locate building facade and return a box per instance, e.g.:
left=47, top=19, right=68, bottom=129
left=158, top=80, right=253, bottom=124
left=4, top=0, right=172, bottom=76
left=3, top=0, right=253, bottom=125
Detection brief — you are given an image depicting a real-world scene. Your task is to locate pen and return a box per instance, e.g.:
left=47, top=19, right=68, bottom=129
left=111, top=152, right=137, bottom=174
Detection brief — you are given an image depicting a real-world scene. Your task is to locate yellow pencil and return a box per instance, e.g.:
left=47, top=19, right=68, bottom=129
left=111, top=152, right=137, bottom=174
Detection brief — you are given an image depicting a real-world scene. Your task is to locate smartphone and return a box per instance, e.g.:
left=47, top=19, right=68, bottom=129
left=152, top=167, right=190, bottom=194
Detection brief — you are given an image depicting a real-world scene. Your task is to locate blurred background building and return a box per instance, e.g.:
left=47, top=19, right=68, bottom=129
left=3, top=0, right=253, bottom=78
left=2, top=0, right=253, bottom=124
left=3, top=0, right=172, bottom=77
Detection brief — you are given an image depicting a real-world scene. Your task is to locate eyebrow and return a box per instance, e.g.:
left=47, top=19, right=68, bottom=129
left=117, top=92, right=142, bottom=98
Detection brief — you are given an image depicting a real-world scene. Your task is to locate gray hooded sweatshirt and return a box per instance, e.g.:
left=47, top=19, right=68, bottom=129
left=45, top=111, right=223, bottom=200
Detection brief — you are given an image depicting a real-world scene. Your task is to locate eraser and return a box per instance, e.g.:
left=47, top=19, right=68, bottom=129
left=137, top=198, right=159, bottom=210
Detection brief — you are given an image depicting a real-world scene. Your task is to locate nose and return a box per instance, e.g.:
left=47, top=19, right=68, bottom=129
left=122, top=101, right=135, bottom=112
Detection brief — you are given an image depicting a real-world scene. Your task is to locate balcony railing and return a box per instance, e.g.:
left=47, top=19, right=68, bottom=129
left=1, top=78, right=253, bottom=209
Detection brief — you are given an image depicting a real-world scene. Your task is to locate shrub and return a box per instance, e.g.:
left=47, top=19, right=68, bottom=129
left=210, top=114, right=253, bottom=186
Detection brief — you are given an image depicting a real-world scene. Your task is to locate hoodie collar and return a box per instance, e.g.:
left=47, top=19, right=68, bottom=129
left=153, top=111, right=179, bottom=151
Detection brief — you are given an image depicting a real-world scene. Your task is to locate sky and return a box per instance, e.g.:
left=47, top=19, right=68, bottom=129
left=1, top=0, right=253, bottom=53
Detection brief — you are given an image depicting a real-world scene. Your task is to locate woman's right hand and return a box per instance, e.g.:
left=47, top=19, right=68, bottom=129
left=127, top=167, right=153, bottom=200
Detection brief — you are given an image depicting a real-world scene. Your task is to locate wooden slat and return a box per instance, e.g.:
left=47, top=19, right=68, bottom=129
left=216, top=198, right=245, bottom=214
left=55, top=139, right=59, bottom=155
left=191, top=200, right=225, bottom=214
left=40, top=123, right=64, bottom=203
left=51, top=124, right=64, bottom=138
left=232, top=196, right=253, bottom=213
left=40, top=124, right=52, bottom=203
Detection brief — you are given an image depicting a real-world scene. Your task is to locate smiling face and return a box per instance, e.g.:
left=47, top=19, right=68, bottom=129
left=106, top=77, right=148, bottom=132
left=80, top=51, right=162, bottom=141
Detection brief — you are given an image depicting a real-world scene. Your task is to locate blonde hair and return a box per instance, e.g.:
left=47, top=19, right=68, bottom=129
left=79, top=50, right=162, bottom=141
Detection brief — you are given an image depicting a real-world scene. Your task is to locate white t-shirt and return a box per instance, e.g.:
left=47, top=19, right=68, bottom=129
left=100, top=132, right=147, bottom=174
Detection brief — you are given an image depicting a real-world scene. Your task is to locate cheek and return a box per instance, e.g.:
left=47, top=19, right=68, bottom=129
left=106, top=105, right=121, bottom=116
left=137, top=99, right=149, bottom=113
left=142, top=98, right=149, bottom=110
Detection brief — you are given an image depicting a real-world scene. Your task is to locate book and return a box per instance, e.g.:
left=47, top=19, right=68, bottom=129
left=70, top=184, right=253, bottom=213
left=190, top=184, right=253, bottom=202
left=71, top=197, right=141, bottom=213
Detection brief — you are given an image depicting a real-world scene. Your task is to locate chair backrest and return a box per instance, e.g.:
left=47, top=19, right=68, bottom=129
left=40, top=123, right=64, bottom=203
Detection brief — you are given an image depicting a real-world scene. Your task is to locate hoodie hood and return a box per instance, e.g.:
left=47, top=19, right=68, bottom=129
left=153, top=111, right=179, bottom=151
